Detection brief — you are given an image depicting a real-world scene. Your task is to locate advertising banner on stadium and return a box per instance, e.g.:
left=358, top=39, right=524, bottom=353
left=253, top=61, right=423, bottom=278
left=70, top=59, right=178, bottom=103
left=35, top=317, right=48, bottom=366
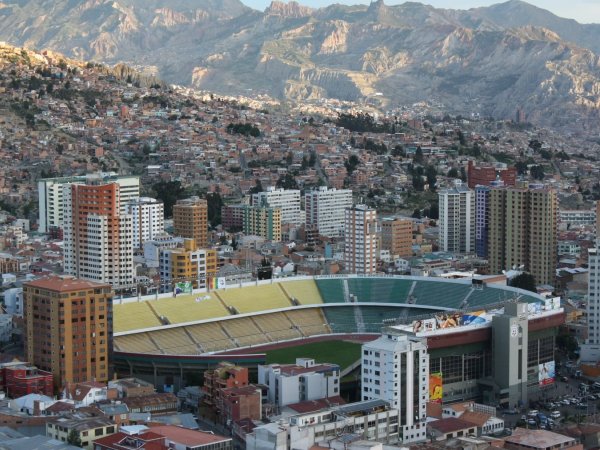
left=174, top=281, right=192, bottom=296
left=413, top=318, right=437, bottom=333
left=462, top=310, right=488, bottom=326
left=539, top=361, right=555, bottom=386
left=430, top=372, right=443, bottom=403
left=435, top=312, right=462, bottom=329
left=217, top=277, right=227, bottom=289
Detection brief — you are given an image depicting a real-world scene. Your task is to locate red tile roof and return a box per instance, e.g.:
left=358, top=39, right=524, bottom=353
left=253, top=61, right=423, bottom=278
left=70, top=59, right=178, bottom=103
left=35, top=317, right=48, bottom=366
left=286, top=396, right=346, bottom=414
left=24, top=276, right=111, bottom=292
left=149, top=425, right=231, bottom=446
left=429, top=417, right=477, bottom=434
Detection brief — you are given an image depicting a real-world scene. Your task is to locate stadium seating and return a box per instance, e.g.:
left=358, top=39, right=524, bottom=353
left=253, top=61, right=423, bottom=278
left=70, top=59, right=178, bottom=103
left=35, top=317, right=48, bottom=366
left=281, top=280, right=324, bottom=305
left=410, top=280, right=470, bottom=309
left=252, top=313, right=302, bottom=341
left=151, top=294, right=230, bottom=325
left=113, top=302, right=163, bottom=333
left=465, top=287, right=539, bottom=309
left=315, top=279, right=346, bottom=303
left=221, top=317, right=267, bottom=347
left=150, top=328, right=199, bottom=355
left=218, top=284, right=291, bottom=313
left=113, top=332, right=160, bottom=354
left=185, top=322, right=233, bottom=352
left=347, top=278, right=412, bottom=304
left=286, top=308, right=331, bottom=336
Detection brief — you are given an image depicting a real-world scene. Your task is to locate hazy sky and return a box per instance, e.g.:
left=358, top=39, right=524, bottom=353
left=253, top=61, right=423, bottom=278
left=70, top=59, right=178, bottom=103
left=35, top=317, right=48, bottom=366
left=241, top=0, right=600, bottom=24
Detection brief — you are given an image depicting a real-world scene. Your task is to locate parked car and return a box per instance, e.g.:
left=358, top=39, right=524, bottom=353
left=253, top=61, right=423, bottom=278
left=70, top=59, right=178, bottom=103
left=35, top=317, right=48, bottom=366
left=550, top=411, right=561, bottom=419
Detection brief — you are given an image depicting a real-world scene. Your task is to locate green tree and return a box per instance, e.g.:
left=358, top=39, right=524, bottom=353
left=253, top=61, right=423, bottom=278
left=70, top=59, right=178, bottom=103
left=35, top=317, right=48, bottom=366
left=248, top=179, right=263, bottom=195
left=152, top=180, right=185, bottom=217
left=447, top=167, right=459, bottom=178
left=414, top=146, right=424, bottom=164
left=531, top=165, right=545, bottom=180
left=344, top=155, right=359, bottom=175
left=276, top=173, right=298, bottom=190
left=509, top=273, right=537, bottom=292
left=206, top=192, right=223, bottom=227
left=67, top=429, right=82, bottom=447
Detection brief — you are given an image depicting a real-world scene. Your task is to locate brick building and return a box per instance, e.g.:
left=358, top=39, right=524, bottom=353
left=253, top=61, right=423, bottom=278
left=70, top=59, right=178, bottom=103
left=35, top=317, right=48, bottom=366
left=467, top=160, right=517, bottom=189
left=3, top=364, right=53, bottom=398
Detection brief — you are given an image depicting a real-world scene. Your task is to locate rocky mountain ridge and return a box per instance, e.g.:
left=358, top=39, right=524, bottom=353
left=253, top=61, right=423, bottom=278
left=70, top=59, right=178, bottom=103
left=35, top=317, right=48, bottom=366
left=0, top=0, right=599, bottom=127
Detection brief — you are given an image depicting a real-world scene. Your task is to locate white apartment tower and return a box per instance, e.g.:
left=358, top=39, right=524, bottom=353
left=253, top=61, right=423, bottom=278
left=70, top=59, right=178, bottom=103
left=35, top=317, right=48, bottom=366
left=252, top=187, right=302, bottom=225
left=125, top=197, right=165, bottom=248
left=63, top=182, right=134, bottom=289
left=38, top=173, right=140, bottom=233
left=581, top=203, right=600, bottom=363
left=438, top=180, right=475, bottom=254
left=305, top=187, right=353, bottom=238
left=362, top=330, right=428, bottom=444
left=344, top=205, right=378, bottom=274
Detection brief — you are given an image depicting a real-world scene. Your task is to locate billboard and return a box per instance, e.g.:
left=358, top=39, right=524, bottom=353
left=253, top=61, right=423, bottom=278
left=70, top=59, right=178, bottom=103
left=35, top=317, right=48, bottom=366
left=413, top=318, right=437, bottom=333
left=174, top=281, right=192, bottom=296
left=430, top=372, right=443, bottom=403
left=527, top=302, right=542, bottom=315
left=217, top=277, right=227, bottom=289
left=539, top=361, right=555, bottom=386
left=462, top=310, right=488, bottom=326
left=435, top=312, right=462, bottom=329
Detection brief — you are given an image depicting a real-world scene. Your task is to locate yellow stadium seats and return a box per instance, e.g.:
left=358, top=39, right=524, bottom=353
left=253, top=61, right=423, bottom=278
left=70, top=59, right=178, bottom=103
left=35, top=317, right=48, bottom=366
left=221, top=317, right=266, bottom=346
left=186, top=322, right=233, bottom=351
left=281, top=280, right=324, bottom=305
left=253, top=313, right=302, bottom=341
left=150, top=328, right=199, bottom=355
left=287, top=308, right=331, bottom=336
left=114, top=332, right=160, bottom=353
left=113, top=302, right=162, bottom=333
left=218, top=284, right=290, bottom=314
left=151, top=294, right=230, bottom=325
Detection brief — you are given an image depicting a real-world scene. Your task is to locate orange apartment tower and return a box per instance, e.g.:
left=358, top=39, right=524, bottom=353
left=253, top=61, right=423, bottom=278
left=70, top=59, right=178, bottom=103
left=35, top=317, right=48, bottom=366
left=23, top=276, right=114, bottom=389
left=173, top=197, right=208, bottom=249
left=63, top=181, right=134, bottom=289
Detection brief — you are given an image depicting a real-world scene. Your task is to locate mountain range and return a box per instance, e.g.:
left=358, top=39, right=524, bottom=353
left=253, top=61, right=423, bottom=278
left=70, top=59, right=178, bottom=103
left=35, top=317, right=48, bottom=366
left=1, top=0, right=600, bottom=126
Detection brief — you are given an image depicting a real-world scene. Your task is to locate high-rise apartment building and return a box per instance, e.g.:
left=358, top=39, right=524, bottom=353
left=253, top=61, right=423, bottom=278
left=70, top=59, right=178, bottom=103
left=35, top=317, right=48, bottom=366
left=173, top=197, right=208, bottom=249
left=63, top=182, right=134, bottom=289
left=23, top=276, right=113, bottom=388
left=305, top=187, right=353, bottom=238
left=381, top=218, right=413, bottom=259
left=252, top=187, right=302, bottom=225
left=159, top=239, right=218, bottom=291
left=243, top=205, right=282, bottom=242
left=38, top=173, right=139, bottom=233
left=344, top=205, right=378, bottom=274
left=362, top=330, right=428, bottom=444
left=488, top=183, right=557, bottom=286
left=474, top=185, right=490, bottom=258
left=438, top=180, right=474, bottom=254
left=581, top=209, right=600, bottom=363
left=125, top=197, right=164, bottom=248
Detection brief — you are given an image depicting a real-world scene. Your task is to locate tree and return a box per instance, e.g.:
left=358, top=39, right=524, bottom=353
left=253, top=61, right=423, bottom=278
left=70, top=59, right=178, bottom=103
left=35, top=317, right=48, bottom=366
left=391, top=145, right=405, bottom=157
left=344, top=155, right=359, bottom=175
left=447, top=167, right=459, bottom=178
left=248, top=179, right=263, bottom=195
left=308, top=151, right=317, bottom=167
left=152, top=180, right=185, bottom=217
left=509, top=273, right=536, bottom=292
left=206, top=192, right=223, bottom=227
left=530, top=165, right=545, bottom=180
left=285, top=151, right=294, bottom=166
left=414, top=146, right=424, bottom=164
left=276, top=173, right=298, bottom=190
left=67, top=429, right=82, bottom=447
left=425, top=165, right=437, bottom=191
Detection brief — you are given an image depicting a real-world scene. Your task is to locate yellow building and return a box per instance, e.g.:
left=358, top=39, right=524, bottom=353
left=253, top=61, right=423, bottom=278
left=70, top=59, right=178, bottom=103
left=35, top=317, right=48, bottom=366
left=159, top=239, right=217, bottom=290
left=243, top=206, right=282, bottom=242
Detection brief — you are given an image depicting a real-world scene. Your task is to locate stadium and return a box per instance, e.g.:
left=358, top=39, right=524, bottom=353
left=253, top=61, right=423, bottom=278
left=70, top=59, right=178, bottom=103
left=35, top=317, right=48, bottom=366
left=112, top=275, right=563, bottom=403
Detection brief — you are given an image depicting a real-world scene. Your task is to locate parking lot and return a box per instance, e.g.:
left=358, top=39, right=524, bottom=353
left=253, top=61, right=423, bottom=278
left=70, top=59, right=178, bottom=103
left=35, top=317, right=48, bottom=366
left=500, top=378, right=600, bottom=430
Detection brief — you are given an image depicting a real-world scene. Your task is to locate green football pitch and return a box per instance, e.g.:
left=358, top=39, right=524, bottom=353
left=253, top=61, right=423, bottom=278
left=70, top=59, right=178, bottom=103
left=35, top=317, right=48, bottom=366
left=265, top=340, right=362, bottom=369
